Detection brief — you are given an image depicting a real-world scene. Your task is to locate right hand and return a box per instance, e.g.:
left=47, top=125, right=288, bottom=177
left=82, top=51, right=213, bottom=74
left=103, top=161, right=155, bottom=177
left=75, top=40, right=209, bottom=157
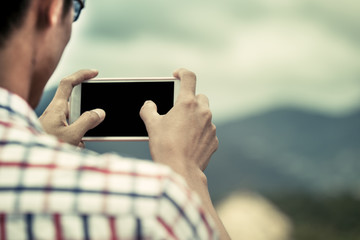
left=141, top=69, right=231, bottom=240
left=140, top=68, right=218, bottom=173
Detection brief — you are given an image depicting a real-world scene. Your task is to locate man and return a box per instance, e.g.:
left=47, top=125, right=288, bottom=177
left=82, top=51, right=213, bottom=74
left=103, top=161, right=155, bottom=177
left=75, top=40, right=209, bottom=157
left=0, top=0, right=230, bottom=239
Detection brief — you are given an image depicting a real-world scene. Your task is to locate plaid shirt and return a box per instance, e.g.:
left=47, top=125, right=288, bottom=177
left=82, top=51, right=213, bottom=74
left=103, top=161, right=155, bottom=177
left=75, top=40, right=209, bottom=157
left=0, top=87, right=218, bottom=240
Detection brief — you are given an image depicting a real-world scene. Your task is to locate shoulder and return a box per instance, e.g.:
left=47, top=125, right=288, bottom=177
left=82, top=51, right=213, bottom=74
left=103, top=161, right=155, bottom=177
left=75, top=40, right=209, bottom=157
left=53, top=145, right=218, bottom=239
left=1, top=132, right=218, bottom=239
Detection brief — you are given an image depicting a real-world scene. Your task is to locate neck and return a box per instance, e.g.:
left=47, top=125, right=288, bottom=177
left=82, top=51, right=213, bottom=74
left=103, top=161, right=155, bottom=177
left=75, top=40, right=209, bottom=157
left=0, top=37, right=34, bottom=103
left=0, top=3, right=40, bottom=109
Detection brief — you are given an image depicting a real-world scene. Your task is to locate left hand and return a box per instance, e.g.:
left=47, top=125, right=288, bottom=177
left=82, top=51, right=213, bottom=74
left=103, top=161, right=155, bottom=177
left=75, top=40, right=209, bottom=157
left=39, top=69, right=105, bottom=147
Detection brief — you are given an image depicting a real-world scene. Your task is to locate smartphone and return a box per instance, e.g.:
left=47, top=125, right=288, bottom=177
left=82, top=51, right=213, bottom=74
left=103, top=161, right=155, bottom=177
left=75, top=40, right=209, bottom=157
left=69, top=77, right=180, bottom=141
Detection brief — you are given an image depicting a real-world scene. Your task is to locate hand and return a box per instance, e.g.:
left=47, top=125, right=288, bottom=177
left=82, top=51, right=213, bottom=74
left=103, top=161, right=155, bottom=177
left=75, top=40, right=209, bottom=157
left=140, top=68, right=218, bottom=172
left=140, top=69, right=230, bottom=239
left=39, top=69, right=105, bottom=147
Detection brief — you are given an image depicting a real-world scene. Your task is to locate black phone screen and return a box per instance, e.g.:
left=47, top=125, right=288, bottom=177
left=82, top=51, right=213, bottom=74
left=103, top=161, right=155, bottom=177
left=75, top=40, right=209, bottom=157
left=81, top=81, right=174, bottom=137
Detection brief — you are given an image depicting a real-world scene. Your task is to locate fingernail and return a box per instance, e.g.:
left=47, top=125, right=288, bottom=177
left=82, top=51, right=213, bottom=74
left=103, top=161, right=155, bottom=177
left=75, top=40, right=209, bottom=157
left=89, top=69, right=99, bottom=75
left=92, top=109, right=105, bottom=120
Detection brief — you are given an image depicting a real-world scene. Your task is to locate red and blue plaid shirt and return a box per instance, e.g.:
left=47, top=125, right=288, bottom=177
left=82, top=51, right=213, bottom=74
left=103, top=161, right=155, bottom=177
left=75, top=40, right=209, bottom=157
left=0, top=87, right=218, bottom=240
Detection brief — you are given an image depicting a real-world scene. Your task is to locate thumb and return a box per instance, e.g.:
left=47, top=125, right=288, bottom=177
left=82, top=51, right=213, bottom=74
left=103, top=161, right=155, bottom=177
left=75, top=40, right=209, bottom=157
left=70, top=108, right=106, bottom=139
left=140, top=101, right=160, bottom=127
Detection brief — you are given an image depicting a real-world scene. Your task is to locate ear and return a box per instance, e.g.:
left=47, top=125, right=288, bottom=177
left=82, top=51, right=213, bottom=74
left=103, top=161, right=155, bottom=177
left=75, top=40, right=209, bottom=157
left=37, top=0, right=64, bottom=28
left=48, top=0, right=64, bottom=25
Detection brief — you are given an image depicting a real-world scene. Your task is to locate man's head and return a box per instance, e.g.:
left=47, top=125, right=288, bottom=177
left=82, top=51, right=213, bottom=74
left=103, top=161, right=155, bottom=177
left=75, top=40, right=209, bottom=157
left=0, top=0, right=83, bottom=108
left=0, top=0, right=74, bottom=48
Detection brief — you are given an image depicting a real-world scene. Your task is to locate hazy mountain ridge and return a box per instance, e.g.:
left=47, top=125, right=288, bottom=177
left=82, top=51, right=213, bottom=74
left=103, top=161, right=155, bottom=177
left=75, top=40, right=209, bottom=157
left=208, top=108, right=360, bottom=201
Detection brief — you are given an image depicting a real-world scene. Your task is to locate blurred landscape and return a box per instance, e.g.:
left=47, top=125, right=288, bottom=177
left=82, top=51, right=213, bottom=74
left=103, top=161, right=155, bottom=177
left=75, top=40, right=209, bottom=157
left=209, top=108, right=360, bottom=198
left=38, top=0, right=360, bottom=239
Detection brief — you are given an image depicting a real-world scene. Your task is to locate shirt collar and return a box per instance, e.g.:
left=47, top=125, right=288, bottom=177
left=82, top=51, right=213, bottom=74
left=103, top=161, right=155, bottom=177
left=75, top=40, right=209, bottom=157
left=0, top=87, right=44, bottom=134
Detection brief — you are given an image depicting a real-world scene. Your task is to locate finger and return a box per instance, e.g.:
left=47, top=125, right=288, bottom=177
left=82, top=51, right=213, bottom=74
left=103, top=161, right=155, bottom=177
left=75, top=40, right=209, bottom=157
left=196, top=94, right=210, bottom=107
left=140, top=101, right=160, bottom=129
left=54, top=69, right=99, bottom=101
left=173, top=68, right=196, bottom=97
left=69, top=108, right=105, bottom=139
left=78, top=141, right=85, bottom=149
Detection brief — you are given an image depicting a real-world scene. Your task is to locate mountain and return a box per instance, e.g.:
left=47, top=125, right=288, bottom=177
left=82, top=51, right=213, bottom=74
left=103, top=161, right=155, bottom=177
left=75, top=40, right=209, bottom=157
left=35, top=88, right=360, bottom=202
left=207, top=109, right=360, bottom=200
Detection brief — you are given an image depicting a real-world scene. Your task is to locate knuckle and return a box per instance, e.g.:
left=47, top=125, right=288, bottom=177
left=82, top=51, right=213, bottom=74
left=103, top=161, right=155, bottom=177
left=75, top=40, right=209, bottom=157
left=182, top=70, right=196, bottom=80
left=214, top=136, right=219, bottom=150
left=60, top=77, right=71, bottom=85
left=59, top=78, right=73, bottom=88
left=212, top=123, right=217, bottom=133
left=180, top=96, right=198, bottom=108
left=82, top=110, right=91, bottom=118
left=139, top=106, right=147, bottom=119
left=211, top=124, right=217, bottom=138
left=202, top=108, right=212, bottom=120
left=83, top=110, right=99, bottom=121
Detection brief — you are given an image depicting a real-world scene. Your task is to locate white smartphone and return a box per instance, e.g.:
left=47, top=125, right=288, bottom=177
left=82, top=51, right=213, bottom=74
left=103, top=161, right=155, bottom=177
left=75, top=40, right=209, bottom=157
left=69, top=77, right=180, bottom=141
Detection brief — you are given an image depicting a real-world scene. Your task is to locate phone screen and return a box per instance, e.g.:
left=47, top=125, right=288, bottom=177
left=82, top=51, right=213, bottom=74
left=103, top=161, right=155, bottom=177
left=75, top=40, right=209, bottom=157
left=81, top=81, right=174, bottom=137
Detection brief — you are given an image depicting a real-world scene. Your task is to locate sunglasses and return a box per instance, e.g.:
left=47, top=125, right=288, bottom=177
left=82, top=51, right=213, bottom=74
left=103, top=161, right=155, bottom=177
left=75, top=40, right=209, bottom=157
left=73, top=0, right=85, bottom=22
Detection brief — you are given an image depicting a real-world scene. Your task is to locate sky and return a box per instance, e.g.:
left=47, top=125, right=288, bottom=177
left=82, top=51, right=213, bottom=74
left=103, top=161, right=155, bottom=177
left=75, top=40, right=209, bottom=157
left=48, top=0, right=360, bottom=123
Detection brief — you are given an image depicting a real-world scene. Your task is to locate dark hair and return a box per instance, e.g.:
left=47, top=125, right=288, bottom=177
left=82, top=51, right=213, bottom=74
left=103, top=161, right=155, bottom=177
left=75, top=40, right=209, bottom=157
left=0, top=0, right=72, bottom=48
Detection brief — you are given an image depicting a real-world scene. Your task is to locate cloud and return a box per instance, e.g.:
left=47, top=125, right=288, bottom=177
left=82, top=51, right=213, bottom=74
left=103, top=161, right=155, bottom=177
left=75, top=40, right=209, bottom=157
left=49, top=0, right=360, bottom=123
left=79, top=0, right=230, bottom=47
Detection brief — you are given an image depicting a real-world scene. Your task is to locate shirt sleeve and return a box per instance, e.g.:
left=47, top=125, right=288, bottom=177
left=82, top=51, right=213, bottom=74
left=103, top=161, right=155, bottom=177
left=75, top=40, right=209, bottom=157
left=153, top=171, right=220, bottom=240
